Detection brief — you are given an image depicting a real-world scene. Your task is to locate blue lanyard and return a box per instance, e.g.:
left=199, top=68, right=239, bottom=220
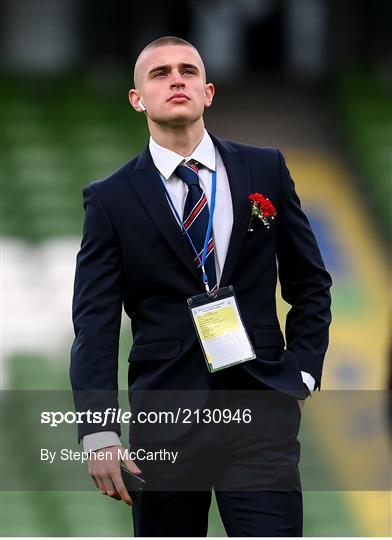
left=158, top=169, right=217, bottom=292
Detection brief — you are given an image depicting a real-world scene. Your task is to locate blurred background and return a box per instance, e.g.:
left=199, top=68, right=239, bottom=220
left=1, top=0, right=391, bottom=536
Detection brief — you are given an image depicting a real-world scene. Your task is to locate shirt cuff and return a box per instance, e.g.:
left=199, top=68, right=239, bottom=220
left=83, top=431, right=122, bottom=452
left=301, top=371, right=316, bottom=393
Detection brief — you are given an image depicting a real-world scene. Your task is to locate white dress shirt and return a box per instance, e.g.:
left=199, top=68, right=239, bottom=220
left=83, top=130, right=315, bottom=452
left=149, top=129, right=232, bottom=286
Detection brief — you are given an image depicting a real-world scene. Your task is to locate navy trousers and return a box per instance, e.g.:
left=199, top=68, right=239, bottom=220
left=130, top=371, right=303, bottom=537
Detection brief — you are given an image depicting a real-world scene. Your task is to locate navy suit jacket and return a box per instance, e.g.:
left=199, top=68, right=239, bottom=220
left=70, top=133, right=332, bottom=443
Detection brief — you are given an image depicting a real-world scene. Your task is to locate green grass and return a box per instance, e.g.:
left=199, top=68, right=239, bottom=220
left=1, top=491, right=360, bottom=537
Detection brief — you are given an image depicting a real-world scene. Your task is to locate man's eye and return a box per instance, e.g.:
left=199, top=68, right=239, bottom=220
left=154, top=72, right=166, bottom=78
left=183, top=70, right=195, bottom=75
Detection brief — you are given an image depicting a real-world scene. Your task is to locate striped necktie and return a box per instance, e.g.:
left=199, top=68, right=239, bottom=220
left=175, top=160, right=217, bottom=292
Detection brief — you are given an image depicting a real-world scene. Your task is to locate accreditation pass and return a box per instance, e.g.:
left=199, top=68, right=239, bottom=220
left=187, top=285, right=256, bottom=372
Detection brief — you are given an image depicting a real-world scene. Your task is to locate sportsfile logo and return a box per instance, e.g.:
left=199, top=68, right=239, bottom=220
left=40, top=407, right=253, bottom=426
left=41, top=408, right=132, bottom=428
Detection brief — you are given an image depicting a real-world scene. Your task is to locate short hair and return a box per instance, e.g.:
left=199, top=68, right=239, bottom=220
left=140, top=36, right=197, bottom=54
left=133, top=36, right=202, bottom=87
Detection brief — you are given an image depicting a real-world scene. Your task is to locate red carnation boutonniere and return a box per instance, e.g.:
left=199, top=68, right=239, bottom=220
left=247, top=192, right=277, bottom=231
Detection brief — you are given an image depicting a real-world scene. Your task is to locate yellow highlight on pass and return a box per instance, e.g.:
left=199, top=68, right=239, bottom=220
left=195, top=306, right=239, bottom=341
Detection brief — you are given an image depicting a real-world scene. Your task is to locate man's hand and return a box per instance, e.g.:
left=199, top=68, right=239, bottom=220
left=88, top=445, right=142, bottom=506
left=297, top=399, right=305, bottom=411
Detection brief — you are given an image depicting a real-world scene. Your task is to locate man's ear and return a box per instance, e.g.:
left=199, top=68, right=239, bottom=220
left=129, top=89, right=144, bottom=112
left=204, top=83, right=215, bottom=109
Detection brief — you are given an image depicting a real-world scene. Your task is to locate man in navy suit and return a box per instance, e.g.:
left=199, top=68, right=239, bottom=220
left=70, top=36, right=332, bottom=536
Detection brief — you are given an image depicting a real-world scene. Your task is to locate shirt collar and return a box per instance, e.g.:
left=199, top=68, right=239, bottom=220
left=149, top=129, right=216, bottom=180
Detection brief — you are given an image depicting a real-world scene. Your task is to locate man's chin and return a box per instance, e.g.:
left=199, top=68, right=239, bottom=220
left=154, top=112, right=202, bottom=128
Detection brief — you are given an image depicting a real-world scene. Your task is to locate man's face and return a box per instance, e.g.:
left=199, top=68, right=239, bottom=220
left=130, top=45, right=214, bottom=127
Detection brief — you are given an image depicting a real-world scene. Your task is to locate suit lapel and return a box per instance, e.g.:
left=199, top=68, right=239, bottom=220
left=127, top=134, right=252, bottom=290
left=128, top=148, right=201, bottom=284
left=209, top=134, right=252, bottom=288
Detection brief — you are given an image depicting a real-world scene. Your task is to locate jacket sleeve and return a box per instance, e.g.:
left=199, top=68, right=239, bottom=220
left=276, top=149, right=332, bottom=389
left=70, top=184, right=123, bottom=443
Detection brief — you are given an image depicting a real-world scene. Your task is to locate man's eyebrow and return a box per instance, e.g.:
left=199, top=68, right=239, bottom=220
left=180, top=63, right=199, bottom=72
left=148, top=63, right=200, bottom=75
left=148, top=64, right=170, bottom=75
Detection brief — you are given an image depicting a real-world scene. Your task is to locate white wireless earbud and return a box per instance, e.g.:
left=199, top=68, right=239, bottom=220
left=138, top=99, right=146, bottom=112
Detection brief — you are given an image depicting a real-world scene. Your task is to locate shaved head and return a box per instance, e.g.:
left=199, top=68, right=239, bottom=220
left=133, top=36, right=206, bottom=88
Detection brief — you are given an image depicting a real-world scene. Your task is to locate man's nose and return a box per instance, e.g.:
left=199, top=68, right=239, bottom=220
left=170, top=71, right=185, bottom=87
